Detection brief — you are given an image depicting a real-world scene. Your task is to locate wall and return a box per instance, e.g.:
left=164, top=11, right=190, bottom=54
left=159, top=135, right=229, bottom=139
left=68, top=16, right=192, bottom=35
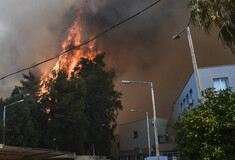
left=118, top=117, right=168, bottom=151
left=173, top=72, right=200, bottom=120
left=199, top=64, right=235, bottom=90
left=173, top=64, right=235, bottom=120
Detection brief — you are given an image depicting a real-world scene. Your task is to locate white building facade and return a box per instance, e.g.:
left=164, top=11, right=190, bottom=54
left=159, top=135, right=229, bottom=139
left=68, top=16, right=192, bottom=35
left=173, top=64, right=235, bottom=120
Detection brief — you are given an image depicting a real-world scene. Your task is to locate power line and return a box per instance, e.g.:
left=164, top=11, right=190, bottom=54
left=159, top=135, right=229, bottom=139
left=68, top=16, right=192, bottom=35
left=0, top=0, right=161, bottom=81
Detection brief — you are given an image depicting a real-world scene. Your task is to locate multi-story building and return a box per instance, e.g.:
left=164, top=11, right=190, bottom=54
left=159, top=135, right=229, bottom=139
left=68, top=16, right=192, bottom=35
left=173, top=64, right=235, bottom=120
left=111, top=117, right=178, bottom=160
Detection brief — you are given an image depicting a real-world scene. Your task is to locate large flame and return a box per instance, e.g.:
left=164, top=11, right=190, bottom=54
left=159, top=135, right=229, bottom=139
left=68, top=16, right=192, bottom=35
left=39, top=8, right=100, bottom=95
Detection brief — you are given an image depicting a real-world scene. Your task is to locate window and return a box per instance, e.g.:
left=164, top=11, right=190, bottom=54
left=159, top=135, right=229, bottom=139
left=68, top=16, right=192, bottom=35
left=189, top=89, right=194, bottom=106
left=117, top=142, right=120, bottom=149
left=159, top=136, right=166, bottom=144
left=182, top=99, right=185, bottom=111
left=186, top=94, right=189, bottom=108
left=180, top=103, right=183, bottom=112
left=132, top=131, right=138, bottom=139
left=213, top=78, right=229, bottom=91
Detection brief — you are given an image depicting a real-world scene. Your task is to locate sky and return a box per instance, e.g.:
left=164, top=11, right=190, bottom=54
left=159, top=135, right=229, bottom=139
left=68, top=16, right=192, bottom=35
left=0, top=0, right=235, bottom=125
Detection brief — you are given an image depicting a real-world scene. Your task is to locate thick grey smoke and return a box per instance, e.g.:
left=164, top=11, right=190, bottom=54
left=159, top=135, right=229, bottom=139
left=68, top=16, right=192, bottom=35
left=0, top=0, right=84, bottom=97
left=78, top=0, right=235, bottom=124
left=0, top=0, right=235, bottom=126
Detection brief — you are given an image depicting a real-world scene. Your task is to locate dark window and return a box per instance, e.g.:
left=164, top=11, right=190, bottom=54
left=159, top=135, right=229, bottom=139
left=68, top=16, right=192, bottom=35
left=186, top=94, right=189, bottom=108
left=158, top=135, right=168, bottom=144
left=189, top=89, right=194, bottom=106
left=117, top=142, right=120, bottom=149
left=182, top=99, right=185, bottom=111
left=132, top=131, right=138, bottom=139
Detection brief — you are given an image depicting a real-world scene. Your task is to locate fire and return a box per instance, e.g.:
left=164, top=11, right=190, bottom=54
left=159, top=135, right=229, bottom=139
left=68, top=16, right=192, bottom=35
left=39, top=7, right=100, bottom=96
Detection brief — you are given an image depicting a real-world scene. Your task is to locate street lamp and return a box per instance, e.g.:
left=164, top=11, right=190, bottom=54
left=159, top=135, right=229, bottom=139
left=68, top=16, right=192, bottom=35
left=3, top=99, right=24, bottom=146
left=121, top=80, right=160, bottom=160
left=129, top=109, right=151, bottom=157
left=172, top=26, right=203, bottom=100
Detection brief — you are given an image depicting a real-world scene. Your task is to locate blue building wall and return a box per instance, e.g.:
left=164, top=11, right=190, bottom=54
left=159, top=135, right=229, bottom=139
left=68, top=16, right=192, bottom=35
left=173, top=64, right=235, bottom=120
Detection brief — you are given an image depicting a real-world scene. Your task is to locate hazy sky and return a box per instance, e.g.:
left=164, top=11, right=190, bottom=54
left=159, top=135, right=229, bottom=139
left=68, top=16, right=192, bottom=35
left=0, top=0, right=235, bottom=125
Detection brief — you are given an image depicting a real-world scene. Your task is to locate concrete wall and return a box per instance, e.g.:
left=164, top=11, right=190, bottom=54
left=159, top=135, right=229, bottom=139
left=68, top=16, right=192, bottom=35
left=118, top=117, right=168, bottom=151
left=199, top=64, right=235, bottom=91
left=173, top=72, right=200, bottom=120
left=173, top=64, right=235, bottom=120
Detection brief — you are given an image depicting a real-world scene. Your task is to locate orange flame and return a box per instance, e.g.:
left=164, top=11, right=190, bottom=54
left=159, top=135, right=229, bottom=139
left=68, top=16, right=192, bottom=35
left=39, top=7, right=100, bottom=96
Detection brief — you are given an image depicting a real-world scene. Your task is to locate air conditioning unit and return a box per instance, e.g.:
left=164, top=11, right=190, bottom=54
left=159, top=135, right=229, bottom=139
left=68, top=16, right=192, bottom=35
left=189, top=99, right=194, bottom=105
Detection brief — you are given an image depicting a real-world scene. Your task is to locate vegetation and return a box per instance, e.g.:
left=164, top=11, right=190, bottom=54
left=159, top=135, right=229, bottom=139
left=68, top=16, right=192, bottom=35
left=173, top=88, right=235, bottom=160
left=188, top=0, right=235, bottom=54
left=38, top=69, right=87, bottom=153
left=0, top=53, right=122, bottom=155
left=72, top=53, right=122, bottom=154
left=0, top=73, right=42, bottom=147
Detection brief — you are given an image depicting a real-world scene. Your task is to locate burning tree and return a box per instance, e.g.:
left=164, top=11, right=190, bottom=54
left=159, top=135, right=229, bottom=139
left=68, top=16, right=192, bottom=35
left=0, top=4, right=122, bottom=154
left=38, top=53, right=122, bottom=155
left=0, top=53, right=122, bottom=155
left=38, top=68, right=87, bottom=153
left=36, top=5, right=123, bottom=154
left=73, top=53, right=122, bottom=155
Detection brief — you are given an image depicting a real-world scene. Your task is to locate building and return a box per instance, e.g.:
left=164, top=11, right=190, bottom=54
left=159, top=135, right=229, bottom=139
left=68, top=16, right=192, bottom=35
left=112, top=117, right=177, bottom=160
left=173, top=64, right=235, bottom=120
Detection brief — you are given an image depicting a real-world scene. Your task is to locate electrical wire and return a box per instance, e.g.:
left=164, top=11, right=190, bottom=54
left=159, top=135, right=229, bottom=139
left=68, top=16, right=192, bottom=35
left=0, top=0, right=161, bottom=81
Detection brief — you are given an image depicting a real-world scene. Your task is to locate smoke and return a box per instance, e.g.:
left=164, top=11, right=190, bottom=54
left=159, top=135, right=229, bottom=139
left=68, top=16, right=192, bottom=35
left=0, top=0, right=84, bottom=97
left=77, top=0, right=235, bottom=124
left=0, top=0, right=235, bottom=124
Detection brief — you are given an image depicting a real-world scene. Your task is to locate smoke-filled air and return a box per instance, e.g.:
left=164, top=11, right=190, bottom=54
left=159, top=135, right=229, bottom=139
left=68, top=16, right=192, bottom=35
left=0, top=0, right=235, bottom=125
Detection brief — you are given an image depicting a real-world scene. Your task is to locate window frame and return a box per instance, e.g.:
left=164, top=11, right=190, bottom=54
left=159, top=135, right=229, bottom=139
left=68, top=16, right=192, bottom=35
left=213, top=77, right=229, bottom=91
left=132, top=131, right=138, bottom=139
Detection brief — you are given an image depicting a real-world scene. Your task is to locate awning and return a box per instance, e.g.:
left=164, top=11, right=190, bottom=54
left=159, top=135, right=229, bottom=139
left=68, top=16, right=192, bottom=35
left=0, top=144, right=75, bottom=160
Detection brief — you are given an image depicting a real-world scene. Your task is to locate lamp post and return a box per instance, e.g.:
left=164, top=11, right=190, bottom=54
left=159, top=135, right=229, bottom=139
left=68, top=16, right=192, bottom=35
left=172, top=26, right=203, bottom=100
left=3, top=99, right=24, bottom=146
left=121, top=80, right=160, bottom=160
left=129, top=109, right=151, bottom=157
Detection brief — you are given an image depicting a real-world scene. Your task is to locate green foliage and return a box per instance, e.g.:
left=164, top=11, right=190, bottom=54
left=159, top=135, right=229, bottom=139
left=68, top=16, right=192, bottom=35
left=38, top=53, right=122, bottom=155
left=73, top=53, right=123, bottom=155
left=0, top=53, right=122, bottom=155
left=0, top=72, right=42, bottom=147
left=173, top=88, right=235, bottom=160
left=188, top=0, right=235, bottom=54
left=39, top=69, right=86, bottom=153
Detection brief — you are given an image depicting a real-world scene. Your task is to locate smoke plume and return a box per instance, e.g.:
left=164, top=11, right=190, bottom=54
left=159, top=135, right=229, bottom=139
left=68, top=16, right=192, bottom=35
left=0, top=0, right=235, bottom=125
left=0, top=0, right=83, bottom=97
left=78, top=0, right=235, bottom=124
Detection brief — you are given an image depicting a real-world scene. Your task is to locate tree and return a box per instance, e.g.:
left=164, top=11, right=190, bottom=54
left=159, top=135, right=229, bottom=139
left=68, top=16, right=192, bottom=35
left=0, top=85, right=40, bottom=147
left=188, top=0, right=235, bottom=54
left=0, top=53, right=122, bottom=154
left=173, top=88, right=235, bottom=160
left=72, top=53, right=123, bottom=155
left=0, top=71, right=44, bottom=147
left=38, top=52, right=123, bottom=155
left=38, top=69, right=86, bottom=153
left=20, top=71, right=41, bottom=100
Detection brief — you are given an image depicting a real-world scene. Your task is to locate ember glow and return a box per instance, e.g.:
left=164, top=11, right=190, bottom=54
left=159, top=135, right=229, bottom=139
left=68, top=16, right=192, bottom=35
left=39, top=8, right=100, bottom=95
